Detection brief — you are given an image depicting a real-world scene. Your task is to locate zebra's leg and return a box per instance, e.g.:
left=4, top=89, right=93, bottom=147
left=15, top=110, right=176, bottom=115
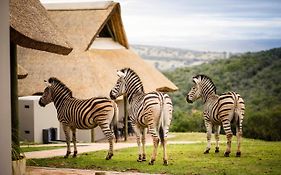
left=163, top=138, right=168, bottom=166
left=71, top=128, right=78, bottom=158
left=222, top=120, right=233, bottom=157
left=104, top=128, right=114, bottom=160
left=132, top=125, right=143, bottom=162
left=236, top=128, right=242, bottom=157
left=62, top=124, right=71, bottom=158
left=204, top=122, right=212, bottom=154
left=214, top=125, right=221, bottom=153
left=141, top=128, right=146, bottom=161
left=236, top=114, right=243, bottom=157
left=148, top=125, right=159, bottom=165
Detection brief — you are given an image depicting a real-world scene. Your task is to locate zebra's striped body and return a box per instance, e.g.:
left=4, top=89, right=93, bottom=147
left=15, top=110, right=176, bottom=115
left=110, top=68, right=173, bottom=165
left=186, top=75, right=245, bottom=157
left=39, top=77, right=118, bottom=159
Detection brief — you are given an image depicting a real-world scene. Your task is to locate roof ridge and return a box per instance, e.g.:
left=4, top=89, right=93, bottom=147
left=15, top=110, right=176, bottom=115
left=42, top=1, right=114, bottom=11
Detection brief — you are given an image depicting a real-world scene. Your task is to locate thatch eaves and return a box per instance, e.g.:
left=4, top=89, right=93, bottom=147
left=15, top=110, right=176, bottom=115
left=17, top=64, right=28, bottom=79
left=10, top=0, right=73, bottom=55
left=18, top=48, right=177, bottom=98
left=86, top=3, right=129, bottom=50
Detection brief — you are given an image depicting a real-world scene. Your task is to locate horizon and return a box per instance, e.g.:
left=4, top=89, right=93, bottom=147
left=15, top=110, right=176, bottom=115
left=41, top=0, right=281, bottom=53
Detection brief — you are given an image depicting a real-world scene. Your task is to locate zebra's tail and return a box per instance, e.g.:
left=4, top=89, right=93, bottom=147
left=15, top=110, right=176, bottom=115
left=158, top=95, right=165, bottom=144
left=234, top=92, right=244, bottom=133
left=112, top=101, right=119, bottom=143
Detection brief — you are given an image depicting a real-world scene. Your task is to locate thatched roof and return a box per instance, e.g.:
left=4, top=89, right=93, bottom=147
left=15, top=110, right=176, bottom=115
left=10, top=0, right=73, bottom=55
left=18, top=2, right=177, bottom=98
left=45, top=2, right=128, bottom=52
left=18, top=47, right=177, bottom=98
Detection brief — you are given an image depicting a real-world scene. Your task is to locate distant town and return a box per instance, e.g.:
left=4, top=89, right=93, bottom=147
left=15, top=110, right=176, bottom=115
left=132, top=45, right=238, bottom=71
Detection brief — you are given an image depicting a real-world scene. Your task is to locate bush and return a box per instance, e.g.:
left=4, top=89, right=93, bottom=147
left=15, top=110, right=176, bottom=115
left=170, top=109, right=205, bottom=132
left=244, top=106, right=281, bottom=141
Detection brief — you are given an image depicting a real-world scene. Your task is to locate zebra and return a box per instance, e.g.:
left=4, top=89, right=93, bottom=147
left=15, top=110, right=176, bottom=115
left=109, top=68, right=173, bottom=165
left=39, top=77, right=118, bottom=160
left=186, top=74, right=245, bottom=157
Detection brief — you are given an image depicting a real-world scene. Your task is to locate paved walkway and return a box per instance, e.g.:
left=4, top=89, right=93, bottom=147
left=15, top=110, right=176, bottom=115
left=25, top=142, right=147, bottom=159
left=24, top=133, right=199, bottom=159
left=25, top=141, right=198, bottom=159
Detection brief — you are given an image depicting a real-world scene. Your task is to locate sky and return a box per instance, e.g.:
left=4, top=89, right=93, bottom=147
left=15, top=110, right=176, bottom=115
left=41, top=0, right=281, bottom=52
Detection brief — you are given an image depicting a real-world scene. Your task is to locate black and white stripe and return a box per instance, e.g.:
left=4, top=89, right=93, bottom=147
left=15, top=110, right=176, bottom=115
left=110, top=68, right=173, bottom=165
left=186, top=74, right=245, bottom=157
left=39, top=77, right=118, bottom=160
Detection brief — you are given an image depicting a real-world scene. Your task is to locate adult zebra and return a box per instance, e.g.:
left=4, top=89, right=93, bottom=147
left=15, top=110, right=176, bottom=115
left=186, top=75, right=245, bottom=157
left=110, top=68, right=173, bottom=165
left=39, top=77, right=118, bottom=160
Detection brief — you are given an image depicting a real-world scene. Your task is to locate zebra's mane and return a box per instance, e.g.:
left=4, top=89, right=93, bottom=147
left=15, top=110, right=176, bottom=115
left=48, top=77, right=73, bottom=97
left=120, top=67, right=135, bottom=74
left=193, top=74, right=217, bottom=94
left=120, top=67, right=144, bottom=92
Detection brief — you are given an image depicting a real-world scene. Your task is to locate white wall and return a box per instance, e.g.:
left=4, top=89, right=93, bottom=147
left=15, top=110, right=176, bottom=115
left=18, top=96, right=60, bottom=143
left=34, top=98, right=59, bottom=142
left=18, top=99, right=34, bottom=141
left=0, top=0, right=11, bottom=174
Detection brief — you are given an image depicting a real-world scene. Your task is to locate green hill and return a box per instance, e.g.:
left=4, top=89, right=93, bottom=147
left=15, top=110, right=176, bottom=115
left=163, top=48, right=281, bottom=141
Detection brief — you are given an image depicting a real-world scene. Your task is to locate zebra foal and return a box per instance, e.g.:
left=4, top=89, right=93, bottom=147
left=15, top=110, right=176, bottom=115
left=110, top=68, right=173, bottom=165
left=186, top=75, right=245, bottom=157
left=39, top=77, right=118, bottom=160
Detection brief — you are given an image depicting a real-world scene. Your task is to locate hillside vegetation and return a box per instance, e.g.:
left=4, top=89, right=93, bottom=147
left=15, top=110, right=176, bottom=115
left=163, top=48, right=281, bottom=141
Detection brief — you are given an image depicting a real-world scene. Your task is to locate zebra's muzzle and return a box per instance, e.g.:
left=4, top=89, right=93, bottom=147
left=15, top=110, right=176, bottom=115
left=186, top=96, right=193, bottom=103
left=109, top=92, right=116, bottom=100
left=38, top=99, right=46, bottom=107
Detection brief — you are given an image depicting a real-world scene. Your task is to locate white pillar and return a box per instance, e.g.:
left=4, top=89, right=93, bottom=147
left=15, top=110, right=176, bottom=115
left=0, top=0, right=12, bottom=174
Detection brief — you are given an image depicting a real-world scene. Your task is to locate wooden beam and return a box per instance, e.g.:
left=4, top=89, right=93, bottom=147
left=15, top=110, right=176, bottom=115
left=10, top=41, right=20, bottom=160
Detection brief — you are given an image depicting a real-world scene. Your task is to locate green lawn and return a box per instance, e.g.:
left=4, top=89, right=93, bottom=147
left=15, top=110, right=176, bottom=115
left=27, top=132, right=281, bottom=175
left=21, top=146, right=65, bottom=153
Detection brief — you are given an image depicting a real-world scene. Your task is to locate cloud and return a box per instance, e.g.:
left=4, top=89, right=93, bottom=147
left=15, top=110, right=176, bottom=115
left=118, top=0, right=281, bottom=51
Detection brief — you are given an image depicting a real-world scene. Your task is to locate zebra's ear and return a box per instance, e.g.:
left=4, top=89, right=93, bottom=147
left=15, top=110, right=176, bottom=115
left=193, top=77, right=199, bottom=84
left=117, top=70, right=125, bottom=78
left=44, top=80, right=51, bottom=87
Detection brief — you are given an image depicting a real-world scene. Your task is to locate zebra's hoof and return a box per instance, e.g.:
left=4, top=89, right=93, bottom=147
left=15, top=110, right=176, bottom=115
left=137, top=155, right=142, bottom=162
left=236, top=152, right=241, bottom=157
left=149, top=160, right=155, bottom=165
left=204, top=149, right=210, bottom=154
left=215, top=147, right=220, bottom=153
left=224, top=152, right=230, bottom=157
left=142, top=154, right=146, bottom=161
left=72, top=151, right=77, bottom=158
left=106, top=153, right=113, bottom=160
left=163, top=160, right=168, bottom=166
left=64, top=151, right=71, bottom=158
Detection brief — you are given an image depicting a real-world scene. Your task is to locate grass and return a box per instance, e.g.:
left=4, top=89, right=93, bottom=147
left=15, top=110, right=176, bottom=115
left=27, top=132, right=281, bottom=175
